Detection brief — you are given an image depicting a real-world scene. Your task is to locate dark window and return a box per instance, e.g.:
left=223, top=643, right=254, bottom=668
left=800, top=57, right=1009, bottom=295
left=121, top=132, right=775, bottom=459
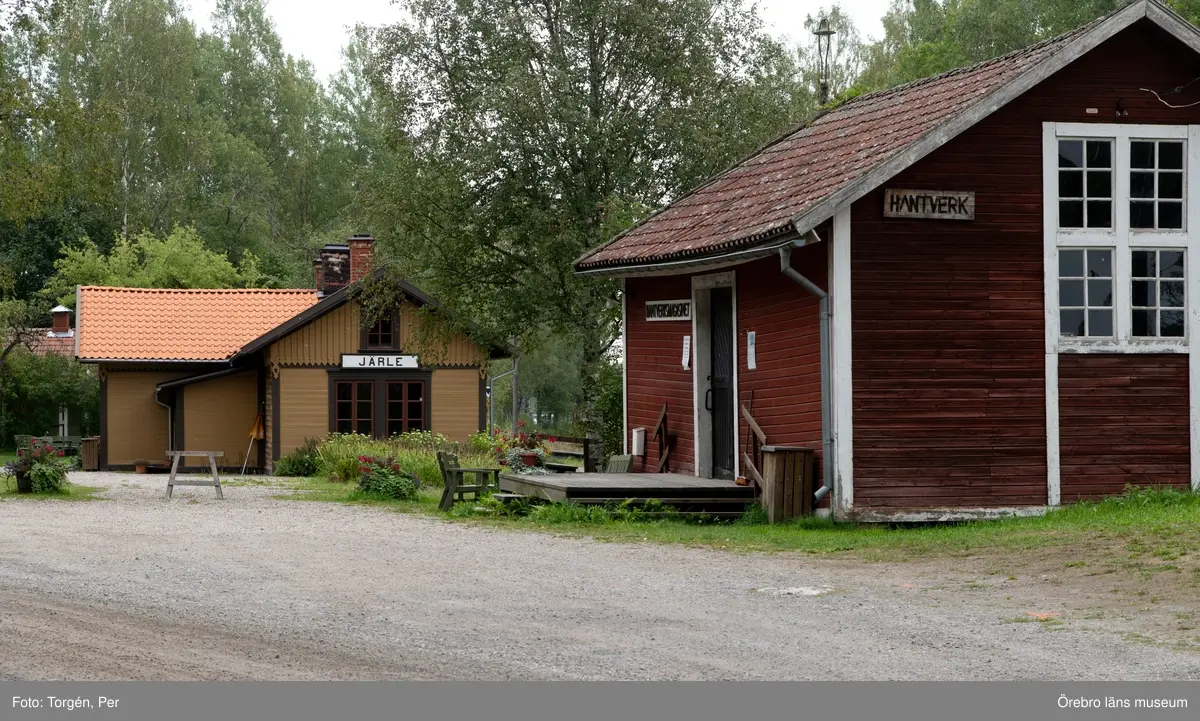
left=1129, top=140, right=1185, bottom=230
left=1058, top=248, right=1113, bottom=337
left=366, top=317, right=394, bottom=349
left=1058, top=138, right=1112, bottom=229
left=387, top=381, right=425, bottom=436
left=1131, top=249, right=1186, bottom=338
left=335, top=381, right=374, bottom=435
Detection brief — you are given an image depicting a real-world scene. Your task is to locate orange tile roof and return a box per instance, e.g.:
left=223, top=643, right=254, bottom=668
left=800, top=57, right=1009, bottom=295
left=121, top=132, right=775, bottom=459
left=77, top=286, right=320, bottom=361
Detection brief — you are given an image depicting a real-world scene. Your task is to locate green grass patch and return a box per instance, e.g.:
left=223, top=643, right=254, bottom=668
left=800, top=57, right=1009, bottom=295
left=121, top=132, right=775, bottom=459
left=0, top=481, right=105, bottom=501
left=272, top=477, right=1200, bottom=567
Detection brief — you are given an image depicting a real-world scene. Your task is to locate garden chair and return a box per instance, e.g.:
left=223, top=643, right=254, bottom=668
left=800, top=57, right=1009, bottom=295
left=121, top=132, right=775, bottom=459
left=437, top=451, right=499, bottom=512
left=604, top=455, right=633, bottom=473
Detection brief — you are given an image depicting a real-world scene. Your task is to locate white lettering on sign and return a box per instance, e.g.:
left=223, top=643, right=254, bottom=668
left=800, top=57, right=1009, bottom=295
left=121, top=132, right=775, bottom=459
left=646, top=299, right=691, bottom=322
left=883, top=189, right=975, bottom=220
left=682, top=335, right=691, bottom=370
left=341, top=354, right=420, bottom=369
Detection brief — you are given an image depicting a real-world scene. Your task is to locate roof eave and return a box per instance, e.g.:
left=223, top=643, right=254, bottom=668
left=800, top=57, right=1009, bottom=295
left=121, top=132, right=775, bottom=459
left=575, top=230, right=805, bottom=278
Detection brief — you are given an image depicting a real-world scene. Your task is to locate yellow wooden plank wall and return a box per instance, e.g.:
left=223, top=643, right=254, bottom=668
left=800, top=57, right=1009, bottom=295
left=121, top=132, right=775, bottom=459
left=104, top=369, right=186, bottom=465
left=431, top=368, right=482, bottom=442
left=270, top=300, right=486, bottom=368
left=181, top=371, right=259, bottom=467
left=272, top=302, right=359, bottom=367
left=278, top=368, right=329, bottom=456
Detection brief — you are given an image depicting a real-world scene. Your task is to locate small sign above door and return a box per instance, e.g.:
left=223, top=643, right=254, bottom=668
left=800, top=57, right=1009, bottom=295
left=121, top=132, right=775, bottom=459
left=884, top=188, right=975, bottom=220
left=342, top=354, right=420, bottom=369
left=646, top=299, right=691, bottom=322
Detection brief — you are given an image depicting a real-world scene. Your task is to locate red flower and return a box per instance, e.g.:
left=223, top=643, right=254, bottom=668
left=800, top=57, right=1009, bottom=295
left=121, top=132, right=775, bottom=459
left=56, top=450, right=64, bottom=457
left=516, top=420, right=526, bottom=428
left=549, top=436, right=557, bottom=443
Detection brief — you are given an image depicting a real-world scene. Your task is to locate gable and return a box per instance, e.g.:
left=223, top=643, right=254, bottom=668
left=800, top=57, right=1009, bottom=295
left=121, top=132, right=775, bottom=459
left=574, top=0, right=1200, bottom=276
left=267, top=299, right=488, bottom=368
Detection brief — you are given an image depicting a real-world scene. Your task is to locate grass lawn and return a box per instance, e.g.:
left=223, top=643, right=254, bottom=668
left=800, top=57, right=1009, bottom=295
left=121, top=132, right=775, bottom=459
left=0, top=481, right=105, bottom=501
left=271, top=476, right=1200, bottom=569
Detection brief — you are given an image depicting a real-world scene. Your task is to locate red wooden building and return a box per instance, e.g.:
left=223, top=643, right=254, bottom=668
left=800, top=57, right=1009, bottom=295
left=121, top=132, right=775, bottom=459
left=576, top=0, right=1200, bottom=520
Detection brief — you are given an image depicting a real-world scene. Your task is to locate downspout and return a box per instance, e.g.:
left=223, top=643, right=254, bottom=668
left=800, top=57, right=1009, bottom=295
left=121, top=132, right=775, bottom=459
left=779, top=237, right=835, bottom=505
left=155, top=389, right=173, bottom=453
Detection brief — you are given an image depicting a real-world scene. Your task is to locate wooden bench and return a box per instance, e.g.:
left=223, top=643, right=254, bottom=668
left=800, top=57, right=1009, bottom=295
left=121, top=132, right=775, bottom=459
left=166, top=451, right=224, bottom=499
left=436, top=451, right=498, bottom=511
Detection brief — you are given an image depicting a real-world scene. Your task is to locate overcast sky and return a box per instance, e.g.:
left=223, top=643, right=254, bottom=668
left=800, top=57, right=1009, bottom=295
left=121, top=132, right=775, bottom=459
left=182, top=0, right=890, bottom=82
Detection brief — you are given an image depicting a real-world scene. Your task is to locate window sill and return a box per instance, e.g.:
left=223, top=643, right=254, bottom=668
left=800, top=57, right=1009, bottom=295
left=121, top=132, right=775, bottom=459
left=1057, top=338, right=1188, bottom=354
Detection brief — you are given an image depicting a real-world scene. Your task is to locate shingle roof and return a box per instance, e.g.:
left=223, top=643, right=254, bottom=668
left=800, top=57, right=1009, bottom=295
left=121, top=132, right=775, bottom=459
left=76, top=287, right=319, bottom=361
left=574, top=12, right=1117, bottom=271
left=27, top=331, right=74, bottom=357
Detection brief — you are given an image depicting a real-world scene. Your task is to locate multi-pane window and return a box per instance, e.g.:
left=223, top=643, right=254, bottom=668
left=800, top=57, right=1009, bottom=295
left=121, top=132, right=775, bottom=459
left=1058, top=139, right=1113, bottom=229
left=1131, top=249, right=1186, bottom=337
left=366, top=317, right=394, bottom=349
left=1130, top=141, right=1185, bottom=230
left=335, top=381, right=374, bottom=435
left=386, top=381, right=425, bottom=436
left=1058, top=249, right=1113, bottom=337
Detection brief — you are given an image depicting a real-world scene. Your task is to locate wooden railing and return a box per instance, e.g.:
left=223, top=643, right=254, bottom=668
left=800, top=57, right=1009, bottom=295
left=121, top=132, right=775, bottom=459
left=741, top=404, right=766, bottom=489
left=651, top=403, right=672, bottom=473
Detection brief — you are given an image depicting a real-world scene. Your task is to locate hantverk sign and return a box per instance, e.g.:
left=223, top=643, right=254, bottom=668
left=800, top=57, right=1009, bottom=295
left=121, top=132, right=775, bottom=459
left=884, top=188, right=975, bottom=220
left=341, top=354, right=420, bottom=369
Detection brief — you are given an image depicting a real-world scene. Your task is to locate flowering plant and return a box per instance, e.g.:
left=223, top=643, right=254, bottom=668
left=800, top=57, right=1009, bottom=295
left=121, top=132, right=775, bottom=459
left=491, top=421, right=556, bottom=462
left=4, top=438, right=68, bottom=493
left=355, top=454, right=419, bottom=499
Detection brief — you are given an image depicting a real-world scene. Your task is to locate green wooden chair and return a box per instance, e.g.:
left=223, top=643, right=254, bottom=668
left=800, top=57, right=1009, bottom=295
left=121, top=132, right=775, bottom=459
left=437, top=451, right=500, bottom=512
left=604, top=455, right=633, bottom=473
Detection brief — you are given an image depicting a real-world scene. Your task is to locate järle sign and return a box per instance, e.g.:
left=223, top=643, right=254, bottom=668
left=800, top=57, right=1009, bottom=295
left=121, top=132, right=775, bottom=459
left=646, top=299, right=691, bottom=322
left=341, top=354, right=420, bottom=369
left=884, top=189, right=975, bottom=220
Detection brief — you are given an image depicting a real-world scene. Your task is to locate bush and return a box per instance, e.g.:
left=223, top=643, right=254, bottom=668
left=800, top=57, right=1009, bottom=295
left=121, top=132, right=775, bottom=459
left=315, top=433, right=497, bottom=488
left=30, top=457, right=68, bottom=493
left=356, top=456, right=418, bottom=500
left=275, top=438, right=320, bottom=477
left=4, top=438, right=69, bottom=493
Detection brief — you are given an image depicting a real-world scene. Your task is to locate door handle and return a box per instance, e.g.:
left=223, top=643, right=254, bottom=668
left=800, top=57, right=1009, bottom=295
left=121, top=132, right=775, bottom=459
left=704, top=388, right=713, bottom=411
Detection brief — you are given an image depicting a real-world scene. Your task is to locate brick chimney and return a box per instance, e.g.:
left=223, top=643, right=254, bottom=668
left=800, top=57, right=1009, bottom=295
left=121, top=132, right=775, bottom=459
left=50, top=305, right=72, bottom=336
left=348, top=235, right=375, bottom=284
left=313, top=244, right=350, bottom=297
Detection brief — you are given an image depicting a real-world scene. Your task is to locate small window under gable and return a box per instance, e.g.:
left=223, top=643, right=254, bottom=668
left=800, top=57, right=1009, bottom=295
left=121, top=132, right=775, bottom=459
left=361, top=308, right=399, bottom=351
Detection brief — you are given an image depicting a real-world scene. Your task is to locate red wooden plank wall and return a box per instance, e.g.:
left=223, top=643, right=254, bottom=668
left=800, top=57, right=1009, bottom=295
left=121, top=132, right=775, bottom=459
left=850, top=22, right=1200, bottom=508
left=1059, top=354, right=1190, bottom=501
left=736, top=249, right=825, bottom=460
left=625, top=275, right=694, bottom=474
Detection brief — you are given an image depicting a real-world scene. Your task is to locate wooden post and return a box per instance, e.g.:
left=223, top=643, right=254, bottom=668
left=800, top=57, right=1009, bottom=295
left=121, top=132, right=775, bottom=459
left=760, top=446, right=815, bottom=524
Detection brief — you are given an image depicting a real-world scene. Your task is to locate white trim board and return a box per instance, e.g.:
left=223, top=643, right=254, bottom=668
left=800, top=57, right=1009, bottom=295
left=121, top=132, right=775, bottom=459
left=831, top=208, right=854, bottom=515
left=621, top=278, right=629, bottom=456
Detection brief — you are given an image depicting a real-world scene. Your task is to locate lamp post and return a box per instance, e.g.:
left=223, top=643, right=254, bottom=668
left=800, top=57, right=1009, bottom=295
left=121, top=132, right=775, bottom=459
left=814, top=16, right=836, bottom=105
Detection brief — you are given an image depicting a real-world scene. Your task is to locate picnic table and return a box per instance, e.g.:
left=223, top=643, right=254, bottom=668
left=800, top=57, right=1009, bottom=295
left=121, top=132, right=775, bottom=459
left=165, top=450, right=224, bottom=499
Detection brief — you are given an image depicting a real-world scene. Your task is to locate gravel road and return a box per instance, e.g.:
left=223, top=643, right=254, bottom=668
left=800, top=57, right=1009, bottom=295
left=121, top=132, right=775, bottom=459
left=0, top=472, right=1197, bottom=680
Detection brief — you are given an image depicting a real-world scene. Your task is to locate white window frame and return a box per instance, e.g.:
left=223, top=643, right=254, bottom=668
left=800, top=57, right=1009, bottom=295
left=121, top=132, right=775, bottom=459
left=1045, top=123, right=1197, bottom=354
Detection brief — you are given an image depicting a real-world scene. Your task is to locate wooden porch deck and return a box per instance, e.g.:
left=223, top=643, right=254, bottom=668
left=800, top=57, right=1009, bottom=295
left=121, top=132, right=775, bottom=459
left=498, top=471, right=756, bottom=516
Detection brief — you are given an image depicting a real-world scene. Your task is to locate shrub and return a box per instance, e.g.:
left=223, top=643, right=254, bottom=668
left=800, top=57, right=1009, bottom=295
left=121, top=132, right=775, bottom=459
left=356, top=455, right=418, bottom=500
left=466, top=431, right=491, bottom=454
left=4, top=439, right=69, bottom=493
left=275, top=438, right=320, bottom=477
left=314, top=433, right=496, bottom=488
left=30, top=457, right=68, bottom=493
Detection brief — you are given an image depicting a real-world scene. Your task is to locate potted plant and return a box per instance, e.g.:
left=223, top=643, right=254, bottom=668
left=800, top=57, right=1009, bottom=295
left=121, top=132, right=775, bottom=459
left=510, top=422, right=555, bottom=469
left=4, top=439, right=68, bottom=493
left=134, top=458, right=148, bottom=474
